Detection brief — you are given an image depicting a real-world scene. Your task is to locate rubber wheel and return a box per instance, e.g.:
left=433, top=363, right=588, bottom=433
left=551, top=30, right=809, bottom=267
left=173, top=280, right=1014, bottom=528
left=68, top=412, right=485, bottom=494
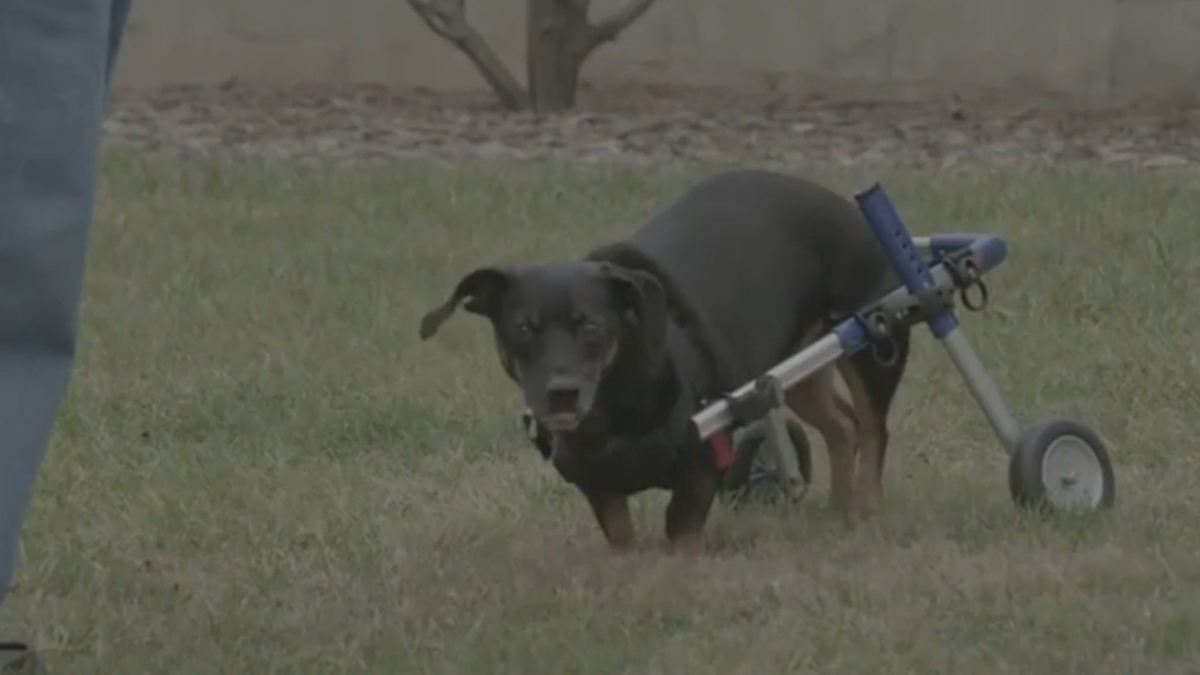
left=1008, top=416, right=1115, bottom=512
left=721, top=423, right=813, bottom=504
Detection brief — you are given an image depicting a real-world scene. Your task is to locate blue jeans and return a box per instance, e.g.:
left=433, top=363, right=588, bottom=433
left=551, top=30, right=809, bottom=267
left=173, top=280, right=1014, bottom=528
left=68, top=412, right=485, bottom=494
left=0, top=0, right=132, bottom=610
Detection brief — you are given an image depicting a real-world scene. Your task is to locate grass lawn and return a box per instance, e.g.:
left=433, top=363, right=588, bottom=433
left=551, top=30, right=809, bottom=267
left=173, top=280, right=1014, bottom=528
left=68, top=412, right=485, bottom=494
left=1, top=151, right=1198, bottom=673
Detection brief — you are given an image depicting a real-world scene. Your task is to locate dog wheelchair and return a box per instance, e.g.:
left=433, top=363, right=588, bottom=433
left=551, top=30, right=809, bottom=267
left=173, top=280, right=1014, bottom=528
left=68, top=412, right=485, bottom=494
left=699, top=183, right=1116, bottom=513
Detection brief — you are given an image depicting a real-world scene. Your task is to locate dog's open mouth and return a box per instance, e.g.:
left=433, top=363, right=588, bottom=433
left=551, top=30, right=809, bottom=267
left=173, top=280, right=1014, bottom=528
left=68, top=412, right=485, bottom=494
left=543, top=412, right=581, bottom=432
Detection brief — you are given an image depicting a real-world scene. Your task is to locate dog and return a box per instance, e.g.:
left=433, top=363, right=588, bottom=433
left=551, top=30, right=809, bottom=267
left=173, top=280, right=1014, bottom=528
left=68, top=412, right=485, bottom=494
left=419, top=168, right=911, bottom=554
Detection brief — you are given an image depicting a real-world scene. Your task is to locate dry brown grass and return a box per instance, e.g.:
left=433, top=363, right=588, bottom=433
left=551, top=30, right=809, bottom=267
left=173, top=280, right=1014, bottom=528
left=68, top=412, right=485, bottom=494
left=2, top=153, right=1198, bottom=673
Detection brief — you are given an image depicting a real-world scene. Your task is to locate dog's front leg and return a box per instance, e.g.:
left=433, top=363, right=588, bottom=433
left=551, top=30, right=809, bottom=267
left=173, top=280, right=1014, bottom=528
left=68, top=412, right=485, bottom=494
left=581, top=489, right=636, bottom=553
left=664, top=465, right=719, bottom=556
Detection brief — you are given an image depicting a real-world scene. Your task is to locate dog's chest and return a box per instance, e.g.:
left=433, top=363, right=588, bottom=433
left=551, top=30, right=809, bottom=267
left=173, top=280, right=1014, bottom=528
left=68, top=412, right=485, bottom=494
left=550, top=436, right=678, bottom=495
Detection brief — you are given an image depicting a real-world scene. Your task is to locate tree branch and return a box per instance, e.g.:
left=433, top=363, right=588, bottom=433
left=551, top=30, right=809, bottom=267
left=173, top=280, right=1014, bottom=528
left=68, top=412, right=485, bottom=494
left=585, top=0, right=658, bottom=54
left=405, top=0, right=528, bottom=110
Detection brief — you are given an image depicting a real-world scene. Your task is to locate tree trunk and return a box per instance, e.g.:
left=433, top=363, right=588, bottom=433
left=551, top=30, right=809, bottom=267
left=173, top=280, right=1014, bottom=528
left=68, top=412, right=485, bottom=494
left=408, top=0, right=659, bottom=113
left=525, top=0, right=594, bottom=114
left=404, top=0, right=528, bottom=110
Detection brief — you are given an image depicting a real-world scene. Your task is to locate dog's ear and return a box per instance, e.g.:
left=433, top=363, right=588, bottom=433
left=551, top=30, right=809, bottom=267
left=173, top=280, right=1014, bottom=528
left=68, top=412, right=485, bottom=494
left=419, top=267, right=513, bottom=340
left=601, top=263, right=669, bottom=360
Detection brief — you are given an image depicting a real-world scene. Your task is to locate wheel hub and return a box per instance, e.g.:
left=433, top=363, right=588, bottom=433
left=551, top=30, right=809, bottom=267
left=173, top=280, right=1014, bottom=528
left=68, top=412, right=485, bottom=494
left=745, top=432, right=806, bottom=501
left=1040, top=434, right=1105, bottom=510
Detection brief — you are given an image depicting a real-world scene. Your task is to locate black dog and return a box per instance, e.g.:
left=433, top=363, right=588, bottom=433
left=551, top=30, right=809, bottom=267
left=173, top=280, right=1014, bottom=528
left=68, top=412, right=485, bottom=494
left=420, top=169, right=911, bottom=554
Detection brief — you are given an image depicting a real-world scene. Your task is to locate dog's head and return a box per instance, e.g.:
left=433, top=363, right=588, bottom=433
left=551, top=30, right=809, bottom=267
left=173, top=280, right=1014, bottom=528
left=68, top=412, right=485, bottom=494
left=420, top=261, right=668, bottom=433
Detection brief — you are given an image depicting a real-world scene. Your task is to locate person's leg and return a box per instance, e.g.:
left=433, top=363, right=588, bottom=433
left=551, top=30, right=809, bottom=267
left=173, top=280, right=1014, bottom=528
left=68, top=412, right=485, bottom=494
left=0, top=0, right=132, bottom=620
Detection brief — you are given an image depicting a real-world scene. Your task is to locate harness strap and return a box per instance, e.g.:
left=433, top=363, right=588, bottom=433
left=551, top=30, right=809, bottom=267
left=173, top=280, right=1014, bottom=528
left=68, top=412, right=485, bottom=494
left=708, top=429, right=736, bottom=473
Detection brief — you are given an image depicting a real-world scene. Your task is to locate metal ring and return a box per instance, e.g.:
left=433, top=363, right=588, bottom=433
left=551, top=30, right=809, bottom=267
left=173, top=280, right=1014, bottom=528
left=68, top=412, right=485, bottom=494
left=870, top=336, right=899, bottom=367
left=961, top=279, right=989, bottom=311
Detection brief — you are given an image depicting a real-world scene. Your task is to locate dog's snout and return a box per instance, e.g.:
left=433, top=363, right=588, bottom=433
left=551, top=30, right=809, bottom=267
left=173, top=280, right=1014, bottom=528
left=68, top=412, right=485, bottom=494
left=546, top=381, right=581, bottom=413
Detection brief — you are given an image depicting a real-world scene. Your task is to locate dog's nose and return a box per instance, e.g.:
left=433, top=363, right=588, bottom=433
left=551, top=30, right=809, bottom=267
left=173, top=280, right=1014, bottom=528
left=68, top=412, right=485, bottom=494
left=546, top=383, right=581, bottom=413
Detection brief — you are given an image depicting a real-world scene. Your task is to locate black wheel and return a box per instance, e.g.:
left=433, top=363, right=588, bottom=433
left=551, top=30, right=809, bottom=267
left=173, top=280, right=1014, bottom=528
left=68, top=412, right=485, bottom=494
left=721, top=422, right=813, bottom=504
left=1009, top=416, right=1115, bottom=512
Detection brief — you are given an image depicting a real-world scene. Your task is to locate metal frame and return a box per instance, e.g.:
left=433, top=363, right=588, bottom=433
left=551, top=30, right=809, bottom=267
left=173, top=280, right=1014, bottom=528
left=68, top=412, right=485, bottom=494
left=693, top=184, right=1026, bottom=494
left=733, top=378, right=811, bottom=501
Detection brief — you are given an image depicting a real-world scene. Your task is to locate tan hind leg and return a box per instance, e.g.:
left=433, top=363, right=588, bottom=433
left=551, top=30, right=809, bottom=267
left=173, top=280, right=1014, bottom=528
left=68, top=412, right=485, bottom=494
left=785, top=366, right=859, bottom=514
left=837, top=360, right=889, bottom=519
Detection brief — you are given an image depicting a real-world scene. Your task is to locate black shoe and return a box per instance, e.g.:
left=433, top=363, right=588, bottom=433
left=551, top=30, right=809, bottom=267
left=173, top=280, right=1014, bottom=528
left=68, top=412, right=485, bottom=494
left=0, top=643, right=42, bottom=674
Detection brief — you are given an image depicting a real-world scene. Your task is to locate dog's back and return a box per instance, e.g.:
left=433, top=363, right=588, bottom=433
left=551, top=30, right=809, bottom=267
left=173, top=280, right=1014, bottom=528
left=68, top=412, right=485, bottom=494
left=626, top=168, right=896, bottom=374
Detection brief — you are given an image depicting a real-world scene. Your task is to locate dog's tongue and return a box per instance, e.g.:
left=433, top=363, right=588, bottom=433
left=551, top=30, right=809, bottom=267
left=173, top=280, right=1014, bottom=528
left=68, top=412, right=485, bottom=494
left=545, top=413, right=580, bottom=431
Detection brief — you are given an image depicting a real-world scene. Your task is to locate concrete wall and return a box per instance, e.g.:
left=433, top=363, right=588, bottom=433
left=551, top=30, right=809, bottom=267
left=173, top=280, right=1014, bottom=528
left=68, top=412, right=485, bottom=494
left=116, top=0, right=1200, bottom=100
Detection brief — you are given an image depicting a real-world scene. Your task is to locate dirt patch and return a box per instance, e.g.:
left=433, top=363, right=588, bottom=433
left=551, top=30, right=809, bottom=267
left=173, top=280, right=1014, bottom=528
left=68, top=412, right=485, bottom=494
left=103, top=82, right=1200, bottom=170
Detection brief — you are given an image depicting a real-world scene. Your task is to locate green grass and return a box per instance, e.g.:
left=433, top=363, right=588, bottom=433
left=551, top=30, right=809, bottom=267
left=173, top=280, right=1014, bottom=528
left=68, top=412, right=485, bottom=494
left=2, top=151, right=1199, bottom=673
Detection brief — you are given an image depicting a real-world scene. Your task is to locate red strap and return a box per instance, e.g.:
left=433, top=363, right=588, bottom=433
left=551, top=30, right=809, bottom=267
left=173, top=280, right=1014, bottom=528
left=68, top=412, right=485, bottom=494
left=709, top=431, right=736, bottom=473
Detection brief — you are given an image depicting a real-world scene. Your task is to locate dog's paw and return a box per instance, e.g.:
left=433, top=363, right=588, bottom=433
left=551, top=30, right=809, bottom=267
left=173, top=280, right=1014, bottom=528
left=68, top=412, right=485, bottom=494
left=666, top=533, right=707, bottom=557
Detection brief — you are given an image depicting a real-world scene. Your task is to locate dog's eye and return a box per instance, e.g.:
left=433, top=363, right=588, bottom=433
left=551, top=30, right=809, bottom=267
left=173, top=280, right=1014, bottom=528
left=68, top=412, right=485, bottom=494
left=513, top=321, right=535, bottom=341
left=578, top=320, right=602, bottom=339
